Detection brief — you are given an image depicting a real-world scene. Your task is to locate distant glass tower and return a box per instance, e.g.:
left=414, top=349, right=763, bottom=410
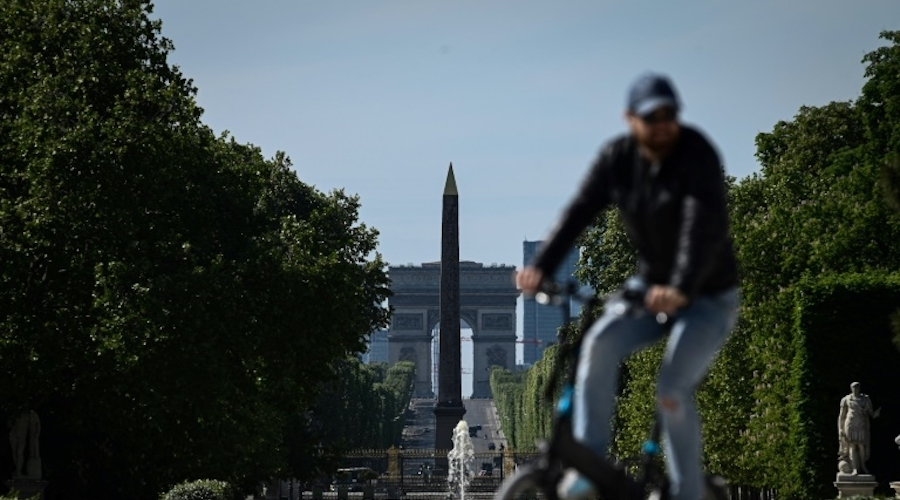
left=522, top=241, right=586, bottom=365
left=364, top=329, right=390, bottom=364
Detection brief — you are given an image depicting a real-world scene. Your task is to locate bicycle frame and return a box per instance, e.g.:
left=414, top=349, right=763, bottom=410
left=499, top=279, right=670, bottom=500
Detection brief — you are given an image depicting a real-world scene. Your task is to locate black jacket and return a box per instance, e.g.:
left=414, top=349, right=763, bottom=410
left=532, top=125, right=738, bottom=298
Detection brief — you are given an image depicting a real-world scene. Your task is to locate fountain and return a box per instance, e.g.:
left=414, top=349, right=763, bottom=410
left=447, top=420, right=476, bottom=500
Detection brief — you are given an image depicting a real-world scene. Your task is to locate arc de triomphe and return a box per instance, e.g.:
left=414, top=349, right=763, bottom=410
left=388, top=261, right=518, bottom=398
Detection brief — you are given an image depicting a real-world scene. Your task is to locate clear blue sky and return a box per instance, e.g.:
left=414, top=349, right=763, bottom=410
left=151, top=1, right=897, bottom=271
left=150, top=1, right=896, bottom=394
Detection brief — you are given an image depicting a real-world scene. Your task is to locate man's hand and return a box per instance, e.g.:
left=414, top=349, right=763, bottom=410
left=645, top=285, right=688, bottom=315
left=516, top=266, right=545, bottom=296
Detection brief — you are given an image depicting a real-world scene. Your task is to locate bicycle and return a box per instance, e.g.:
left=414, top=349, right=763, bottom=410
left=494, top=278, right=728, bottom=500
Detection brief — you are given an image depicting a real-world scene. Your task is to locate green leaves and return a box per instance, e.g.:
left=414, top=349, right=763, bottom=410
left=732, top=101, right=899, bottom=305
left=496, top=28, right=900, bottom=497
left=575, top=208, right=637, bottom=296
left=861, top=31, right=900, bottom=157
left=708, top=31, right=900, bottom=494
left=309, top=360, right=415, bottom=456
left=0, top=1, right=389, bottom=497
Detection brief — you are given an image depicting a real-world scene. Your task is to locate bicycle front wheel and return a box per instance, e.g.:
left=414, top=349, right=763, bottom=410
left=494, top=464, right=547, bottom=500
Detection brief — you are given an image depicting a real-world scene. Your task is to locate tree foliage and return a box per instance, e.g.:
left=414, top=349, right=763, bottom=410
left=161, top=479, right=238, bottom=500
left=495, top=29, right=900, bottom=498
left=866, top=32, right=900, bottom=351
left=489, top=345, right=564, bottom=452
left=312, top=360, right=415, bottom=452
left=0, top=1, right=389, bottom=498
left=575, top=208, right=637, bottom=296
left=732, top=101, right=900, bottom=305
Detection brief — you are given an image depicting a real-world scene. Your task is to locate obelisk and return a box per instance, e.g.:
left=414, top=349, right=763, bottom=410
left=434, top=163, right=466, bottom=452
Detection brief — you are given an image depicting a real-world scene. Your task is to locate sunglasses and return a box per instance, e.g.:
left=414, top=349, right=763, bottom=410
left=640, top=108, right=678, bottom=124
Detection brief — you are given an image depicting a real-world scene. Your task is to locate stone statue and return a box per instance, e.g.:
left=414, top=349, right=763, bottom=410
left=7, top=410, right=41, bottom=479
left=838, top=382, right=880, bottom=475
left=8, top=413, right=28, bottom=478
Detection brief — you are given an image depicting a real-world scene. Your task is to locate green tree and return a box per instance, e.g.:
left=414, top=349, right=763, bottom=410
left=730, top=101, right=900, bottom=305
left=493, top=30, right=900, bottom=496
left=722, top=31, right=900, bottom=493
left=0, top=1, right=389, bottom=497
left=575, top=208, right=637, bottom=296
left=489, top=367, right=526, bottom=448
left=860, top=31, right=900, bottom=162
left=310, top=359, right=415, bottom=453
left=861, top=31, right=900, bottom=352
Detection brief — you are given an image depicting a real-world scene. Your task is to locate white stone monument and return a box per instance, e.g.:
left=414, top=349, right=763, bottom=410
left=834, top=382, right=880, bottom=497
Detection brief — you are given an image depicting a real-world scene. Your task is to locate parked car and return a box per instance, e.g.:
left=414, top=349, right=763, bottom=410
left=330, top=467, right=377, bottom=492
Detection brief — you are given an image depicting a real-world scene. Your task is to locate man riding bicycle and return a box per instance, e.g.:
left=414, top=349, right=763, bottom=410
left=517, top=73, right=739, bottom=500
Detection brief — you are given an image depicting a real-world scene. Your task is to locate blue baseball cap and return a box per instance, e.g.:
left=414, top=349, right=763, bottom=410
left=627, top=73, right=680, bottom=117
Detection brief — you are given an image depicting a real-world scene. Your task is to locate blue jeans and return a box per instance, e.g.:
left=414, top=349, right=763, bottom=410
left=572, top=283, right=739, bottom=500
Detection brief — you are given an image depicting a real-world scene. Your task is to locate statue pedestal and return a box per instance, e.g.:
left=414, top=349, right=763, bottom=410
left=888, top=481, right=900, bottom=498
left=26, top=458, right=41, bottom=480
left=834, top=473, right=877, bottom=498
left=5, top=479, right=49, bottom=500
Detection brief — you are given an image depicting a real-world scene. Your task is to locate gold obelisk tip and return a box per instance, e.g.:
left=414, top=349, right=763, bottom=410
left=444, top=163, right=458, bottom=196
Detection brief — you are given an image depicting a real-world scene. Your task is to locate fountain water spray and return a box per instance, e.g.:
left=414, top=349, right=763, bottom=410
left=447, top=420, right=476, bottom=500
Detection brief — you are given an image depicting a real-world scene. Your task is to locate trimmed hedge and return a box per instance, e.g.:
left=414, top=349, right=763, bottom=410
left=489, top=344, right=560, bottom=451
left=777, top=274, right=900, bottom=499
left=490, top=366, right=525, bottom=448
left=686, top=273, right=900, bottom=498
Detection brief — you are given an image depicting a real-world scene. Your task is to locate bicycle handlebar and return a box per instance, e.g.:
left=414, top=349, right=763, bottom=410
left=536, top=277, right=670, bottom=325
left=535, top=281, right=588, bottom=306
